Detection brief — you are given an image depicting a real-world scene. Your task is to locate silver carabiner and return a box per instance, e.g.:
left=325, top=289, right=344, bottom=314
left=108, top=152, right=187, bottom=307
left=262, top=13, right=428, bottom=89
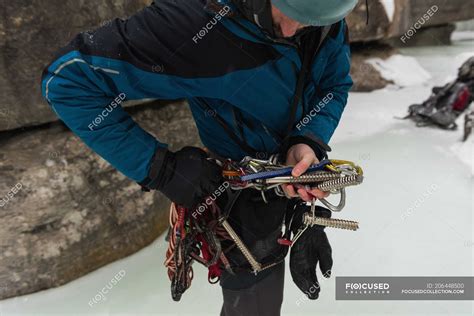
left=291, top=198, right=316, bottom=247
left=319, top=188, right=346, bottom=212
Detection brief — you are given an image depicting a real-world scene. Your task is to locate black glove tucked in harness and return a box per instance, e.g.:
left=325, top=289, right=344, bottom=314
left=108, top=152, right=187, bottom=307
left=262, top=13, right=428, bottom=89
left=139, top=146, right=223, bottom=209
left=290, top=202, right=333, bottom=299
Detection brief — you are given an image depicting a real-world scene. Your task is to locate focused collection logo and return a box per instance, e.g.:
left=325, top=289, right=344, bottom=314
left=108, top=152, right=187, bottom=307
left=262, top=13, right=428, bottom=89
left=345, top=282, right=390, bottom=294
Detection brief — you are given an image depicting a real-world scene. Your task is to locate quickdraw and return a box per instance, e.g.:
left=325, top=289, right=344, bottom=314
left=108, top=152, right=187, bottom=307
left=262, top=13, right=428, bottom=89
left=164, top=155, right=363, bottom=301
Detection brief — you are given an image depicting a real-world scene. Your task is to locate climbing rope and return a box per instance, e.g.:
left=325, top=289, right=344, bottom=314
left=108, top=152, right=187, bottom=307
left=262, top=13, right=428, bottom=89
left=164, top=201, right=234, bottom=301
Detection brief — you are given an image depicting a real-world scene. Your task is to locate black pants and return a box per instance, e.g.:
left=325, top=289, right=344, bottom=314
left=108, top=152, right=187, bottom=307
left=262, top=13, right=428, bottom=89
left=220, top=261, right=285, bottom=316
left=217, top=189, right=289, bottom=315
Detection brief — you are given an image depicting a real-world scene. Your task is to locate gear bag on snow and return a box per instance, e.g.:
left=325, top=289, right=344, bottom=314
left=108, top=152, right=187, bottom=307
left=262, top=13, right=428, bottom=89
left=404, top=56, right=474, bottom=130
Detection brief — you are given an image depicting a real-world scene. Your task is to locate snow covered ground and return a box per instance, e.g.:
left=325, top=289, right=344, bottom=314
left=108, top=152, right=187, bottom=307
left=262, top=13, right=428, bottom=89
left=1, top=35, right=473, bottom=316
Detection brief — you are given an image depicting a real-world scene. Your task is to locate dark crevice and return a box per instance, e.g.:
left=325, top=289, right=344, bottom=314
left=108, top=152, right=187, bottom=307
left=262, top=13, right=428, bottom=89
left=21, top=218, right=62, bottom=235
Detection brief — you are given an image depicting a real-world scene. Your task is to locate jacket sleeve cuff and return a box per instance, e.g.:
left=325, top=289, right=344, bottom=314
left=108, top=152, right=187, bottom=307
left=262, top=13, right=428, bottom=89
left=138, top=146, right=169, bottom=191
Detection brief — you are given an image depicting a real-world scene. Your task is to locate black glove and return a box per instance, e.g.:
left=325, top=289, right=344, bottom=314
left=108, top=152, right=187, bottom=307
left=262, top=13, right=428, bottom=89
left=139, top=146, right=223, bottom=209
left=289, top=203, right=333, bottom=299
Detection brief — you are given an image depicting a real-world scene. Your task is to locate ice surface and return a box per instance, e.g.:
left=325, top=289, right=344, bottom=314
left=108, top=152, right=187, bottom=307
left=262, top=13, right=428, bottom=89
left=367, top=55, right=431, bottom=87
left=0, top=36, right=472, bottom=316
left=452, top=31, right=474, bottom=42
left=451, top=139, right=474, bottom=175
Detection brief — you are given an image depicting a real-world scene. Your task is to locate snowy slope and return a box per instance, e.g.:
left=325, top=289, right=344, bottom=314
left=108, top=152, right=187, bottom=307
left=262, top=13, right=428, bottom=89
left=0, top=37, right=473, bottom=316
left=366, top=55, right=431, bottom=87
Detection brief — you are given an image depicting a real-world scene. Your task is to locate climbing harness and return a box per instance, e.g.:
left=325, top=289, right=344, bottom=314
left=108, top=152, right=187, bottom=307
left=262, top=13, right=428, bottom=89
left=164, top=155, right=363, bottom=301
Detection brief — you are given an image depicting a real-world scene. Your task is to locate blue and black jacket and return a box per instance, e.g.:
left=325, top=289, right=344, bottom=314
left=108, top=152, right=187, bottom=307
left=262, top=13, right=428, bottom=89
left=41, top=0, right=352, bottom=185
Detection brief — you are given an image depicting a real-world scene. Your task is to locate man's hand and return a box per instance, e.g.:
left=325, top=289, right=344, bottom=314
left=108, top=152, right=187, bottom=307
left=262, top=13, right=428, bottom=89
left=140, top=146, right=223, bottom=209
left=282, top=143, right=330, bottom=202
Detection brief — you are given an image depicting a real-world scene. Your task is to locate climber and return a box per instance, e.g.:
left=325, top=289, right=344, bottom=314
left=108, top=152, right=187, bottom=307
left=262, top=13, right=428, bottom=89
left=41, top=0, right=355, bottom=315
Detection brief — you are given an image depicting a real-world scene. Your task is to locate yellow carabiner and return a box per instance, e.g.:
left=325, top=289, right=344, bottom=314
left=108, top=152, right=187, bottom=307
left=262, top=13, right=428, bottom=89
left=326, top=159, right=364, bottom=176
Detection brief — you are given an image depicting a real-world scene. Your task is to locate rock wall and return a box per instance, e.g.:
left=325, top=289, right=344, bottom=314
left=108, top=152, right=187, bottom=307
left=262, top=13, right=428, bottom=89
left=0, top=100, right=200, bottom=300
left=0, top=0, right=149, bottom=132
left=347, top=0, right=474, bottom=42
left=350, top=44, right=397, bottom=91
